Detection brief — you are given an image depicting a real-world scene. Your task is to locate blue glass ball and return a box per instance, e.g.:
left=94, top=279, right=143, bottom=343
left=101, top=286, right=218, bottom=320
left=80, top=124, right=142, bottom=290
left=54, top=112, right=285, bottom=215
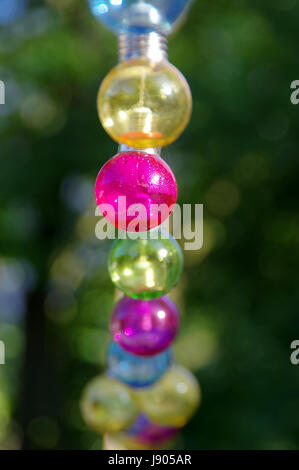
left=88, top=0, right=192, bottom=35
left=106, top=341, right=173, bottom=388
left=0, top=0, right=27, bottom=25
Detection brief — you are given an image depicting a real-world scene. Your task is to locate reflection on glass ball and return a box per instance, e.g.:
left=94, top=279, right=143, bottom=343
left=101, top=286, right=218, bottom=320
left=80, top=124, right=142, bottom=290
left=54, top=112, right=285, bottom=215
left=109, top=234, right=183, bottom=299
left=110, top=296, right=180, bottom=356
left=136, top=365, right=201, bottom=427
left=80, top=375, right=138, bottom=434
left=88, top=0, right=192, bottom=35
left=107, top=341, right=173, bottom=388
left=95, top=151, right=177, bottom=232
left=98, top=58, right=192, bottom=149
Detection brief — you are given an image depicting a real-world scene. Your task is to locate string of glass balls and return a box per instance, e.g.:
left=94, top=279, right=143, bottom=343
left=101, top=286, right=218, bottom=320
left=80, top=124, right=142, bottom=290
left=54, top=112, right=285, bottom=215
left=81, top=0, right=200, bottom=450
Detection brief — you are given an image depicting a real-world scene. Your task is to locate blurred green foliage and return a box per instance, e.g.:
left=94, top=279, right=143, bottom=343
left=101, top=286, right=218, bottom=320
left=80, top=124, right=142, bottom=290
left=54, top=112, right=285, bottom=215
left=0, top=0, right=299, bottom=450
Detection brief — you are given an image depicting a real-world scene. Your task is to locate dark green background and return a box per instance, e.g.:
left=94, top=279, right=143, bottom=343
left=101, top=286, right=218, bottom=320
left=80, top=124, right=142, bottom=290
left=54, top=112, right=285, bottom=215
left=0, top=0, right=299, bottom=450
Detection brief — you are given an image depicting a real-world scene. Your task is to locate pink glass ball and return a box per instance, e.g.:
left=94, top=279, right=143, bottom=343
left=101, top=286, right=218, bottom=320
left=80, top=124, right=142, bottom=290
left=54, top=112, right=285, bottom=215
left=110, top=296, right=180, bottom=356
left=95, top=151, right=177, bottom=232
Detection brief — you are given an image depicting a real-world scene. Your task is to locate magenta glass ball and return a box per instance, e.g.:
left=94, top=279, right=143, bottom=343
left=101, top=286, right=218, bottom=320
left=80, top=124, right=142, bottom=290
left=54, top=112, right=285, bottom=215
left=125, top=414, right=179, bottom=448
left=94, top=151, right=177, bottom=232
left=110, top=296, right=180, bottom=356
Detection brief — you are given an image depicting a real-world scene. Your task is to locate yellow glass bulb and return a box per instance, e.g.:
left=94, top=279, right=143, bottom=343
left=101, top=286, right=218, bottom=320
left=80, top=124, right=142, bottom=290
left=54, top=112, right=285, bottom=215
left=98, top=57, right=192, bottom=149
left=136, top=365, right=201, bottom=428
left=80, top=375, right=138, bottom=434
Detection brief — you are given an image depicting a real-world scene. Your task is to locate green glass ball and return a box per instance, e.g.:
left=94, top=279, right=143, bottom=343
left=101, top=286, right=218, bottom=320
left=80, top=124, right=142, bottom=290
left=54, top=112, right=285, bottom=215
left=108, top=235, right=183, bottom=299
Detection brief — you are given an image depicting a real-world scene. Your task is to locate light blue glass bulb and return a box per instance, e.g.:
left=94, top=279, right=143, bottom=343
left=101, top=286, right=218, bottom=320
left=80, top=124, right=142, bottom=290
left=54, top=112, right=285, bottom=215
left=0, top=0, right=27, bottom=25
left=106, top=341, right=173, bottom=388
left=88, top=0, right=193, bottom=35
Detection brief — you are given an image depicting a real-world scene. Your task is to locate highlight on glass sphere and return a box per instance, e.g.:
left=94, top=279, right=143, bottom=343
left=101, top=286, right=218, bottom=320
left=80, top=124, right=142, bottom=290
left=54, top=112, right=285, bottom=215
left=95, top=151, right=177, bottom=232
left=107, top=341, right=173, bottom=388
left=116, top=414, right=179, bottom=450
left=98, top=57, right=192, bottom=149
left=136, top=364, right=201, bottom=428
left=110, top=295, right=180, bottom=356
left=108, top=232, right=183, bottom=299
left=88, top=0, right=192, bottom=35
left=80, top=374, right=138, bottom=434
